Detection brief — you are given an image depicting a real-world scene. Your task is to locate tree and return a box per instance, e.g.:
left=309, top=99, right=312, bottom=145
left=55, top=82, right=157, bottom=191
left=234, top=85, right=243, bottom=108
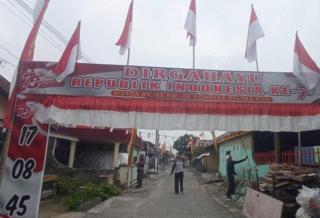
left=173, top=134, right=197, bottom=155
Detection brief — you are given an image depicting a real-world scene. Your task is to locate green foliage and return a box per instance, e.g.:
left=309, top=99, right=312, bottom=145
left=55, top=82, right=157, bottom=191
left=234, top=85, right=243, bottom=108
left=192, top=146, right=202, bottom=159
left=65, top=183, right=121, bottom=210
left=173, top=134, right=197, bottom=153
left=56, top=177, right=86, bottom=195
left=56, top=177, right=121, bottom=210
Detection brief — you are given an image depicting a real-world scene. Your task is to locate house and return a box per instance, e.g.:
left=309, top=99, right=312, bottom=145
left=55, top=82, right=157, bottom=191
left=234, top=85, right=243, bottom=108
left=45, top=126, right=143, bottom=185
left=199, top=140, right=219, bottom=172
left=217, top=130, right=320, bottom=181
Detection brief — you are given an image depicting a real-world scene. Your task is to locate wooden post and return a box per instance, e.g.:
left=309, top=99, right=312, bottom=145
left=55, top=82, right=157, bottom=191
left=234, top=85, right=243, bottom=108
left=273, top=132, right=280, bottom=163
left=68, top=141, right=77, bottom=168
left=113, top=142, right=121, bottom=169
left=298, top=132, right=301, bottom=168
left=272, top=173, right=275, bottom=197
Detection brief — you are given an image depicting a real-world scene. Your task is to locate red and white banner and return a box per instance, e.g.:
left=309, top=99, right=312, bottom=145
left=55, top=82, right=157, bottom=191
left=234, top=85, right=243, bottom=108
left=0, top=98, right=49, bottom=218
left=54, top=21, right=81, bottom=82
left=4, top=0, right=50, bottom=128
left=115, top=0, right=133, bottom=55
left=184, top=0, right=196, bottom=46
left=14, top=61, right=320, bottom=132
left=245, top=5, right=264, bottom=63
left=293, top=32, right=320, bottom=90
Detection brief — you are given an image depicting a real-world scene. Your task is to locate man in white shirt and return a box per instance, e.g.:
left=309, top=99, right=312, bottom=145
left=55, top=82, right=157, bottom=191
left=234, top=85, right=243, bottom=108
left=170, top=154, right=185, bottom=194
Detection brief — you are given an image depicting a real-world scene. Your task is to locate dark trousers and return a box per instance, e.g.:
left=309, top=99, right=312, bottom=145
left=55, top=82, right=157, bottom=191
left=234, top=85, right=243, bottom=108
left=137, top=167, right=144, bottom=187
left=174, top=172, right=184, bottom=193
left=226, top=176, right=235, bottom=198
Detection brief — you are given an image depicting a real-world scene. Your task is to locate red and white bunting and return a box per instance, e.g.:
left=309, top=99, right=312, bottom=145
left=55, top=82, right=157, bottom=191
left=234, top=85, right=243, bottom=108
left=245, top=5, right=265, bottom=63
left=115, top=0, right=133, bottom=55
left=54, top=21, right=81, bottom=82
left=293, top=32, right=320, bottom=90
left=4, top=0, right=50, bottom=128
left=184, top=0, right=196, bottom=46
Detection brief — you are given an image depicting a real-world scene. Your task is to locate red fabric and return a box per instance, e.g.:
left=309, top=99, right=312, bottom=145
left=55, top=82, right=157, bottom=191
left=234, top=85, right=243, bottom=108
left=189, top=0, right=196, bottom=13
left=249, top=5, right=258, bottom=24
left=54, top=21, right=81, bottom=76
left=115, top=0, right=133, bottom=46
left=3, top=0, right=49, bottom=128
left=32, top=95, right=320, bottom=116
left=294, top=32, right=320, bottom=73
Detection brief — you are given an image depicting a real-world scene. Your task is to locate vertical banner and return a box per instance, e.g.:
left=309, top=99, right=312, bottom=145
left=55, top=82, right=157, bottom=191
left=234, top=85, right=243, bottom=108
left=0, top=97, right=49, bottom=218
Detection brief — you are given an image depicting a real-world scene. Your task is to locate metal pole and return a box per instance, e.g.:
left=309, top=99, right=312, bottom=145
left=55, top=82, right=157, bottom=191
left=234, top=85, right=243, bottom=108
left=126, top=48, right=131, bottom=65
left=192, top=45, right=195, bottom=69
left=255, top=56, right=259, bottom=72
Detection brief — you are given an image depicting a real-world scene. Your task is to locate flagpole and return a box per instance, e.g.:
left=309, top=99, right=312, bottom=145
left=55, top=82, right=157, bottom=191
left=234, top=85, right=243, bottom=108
left=127, top=48, right=131, bottom=65
left=255, top=57, right=259, bottom=72
left=193, top=44, right=195, bottom=69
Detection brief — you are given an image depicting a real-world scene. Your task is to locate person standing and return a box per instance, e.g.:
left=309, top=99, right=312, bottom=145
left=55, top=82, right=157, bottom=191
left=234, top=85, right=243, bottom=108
left=136, top=154, right=145, bottom=188
left=226, top=151, right=248, bottom=200
left=170, top=154, right=185, bottom=194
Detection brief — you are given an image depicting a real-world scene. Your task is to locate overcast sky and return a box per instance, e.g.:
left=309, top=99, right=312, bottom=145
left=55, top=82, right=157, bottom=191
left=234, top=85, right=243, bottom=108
left=0, top=0, right=319, bottom=146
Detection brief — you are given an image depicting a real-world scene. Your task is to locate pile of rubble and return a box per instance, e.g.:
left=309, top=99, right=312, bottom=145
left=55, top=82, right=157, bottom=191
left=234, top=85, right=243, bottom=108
left=259, top=164, right=318, bottom=192
left=258, top=164, right=320, bottom=217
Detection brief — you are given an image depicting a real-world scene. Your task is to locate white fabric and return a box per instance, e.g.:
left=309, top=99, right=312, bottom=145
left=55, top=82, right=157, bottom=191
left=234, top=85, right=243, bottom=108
left=56, top=45, right=79, bottom=82
left=245, top=20, right=265, bottom=63
left=34, top=105, right=320, bottom=132
left=293, top=53, right=320, bottom=90
left=184, top=10, right=196, bottom=46
left=119, top=23, right=132, bottom=55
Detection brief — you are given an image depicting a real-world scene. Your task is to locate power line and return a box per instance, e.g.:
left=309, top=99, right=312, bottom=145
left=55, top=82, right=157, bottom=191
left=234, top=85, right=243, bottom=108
left=0, top=56, right=16, bottom=68
left=1, top=1, right=66, bottom=56
left=0, top=44, right=19, bottom=60
left=14, top=0, right=95, bottom=63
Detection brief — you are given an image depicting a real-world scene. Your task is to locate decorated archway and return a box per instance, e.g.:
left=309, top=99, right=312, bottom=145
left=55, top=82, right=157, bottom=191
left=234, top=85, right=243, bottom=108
left=0, top=61, right=320, bottom=217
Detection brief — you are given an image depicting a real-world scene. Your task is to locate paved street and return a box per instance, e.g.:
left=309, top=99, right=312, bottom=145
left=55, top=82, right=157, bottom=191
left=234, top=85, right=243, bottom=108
left=55, top=168, right=244, bottom=218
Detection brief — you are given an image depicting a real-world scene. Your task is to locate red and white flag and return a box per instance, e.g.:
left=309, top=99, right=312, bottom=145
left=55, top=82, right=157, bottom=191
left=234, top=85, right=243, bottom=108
left=245, top=5, right=265, bottom=63
left=115, top=0, right=133, bottom=55
left=184, top=0, right=196, bottom=46
left=293, top=32, right=320, bottom=90
left=4, top=0, right=50, bottom=128
left=54, top=21, right=81, bottom=82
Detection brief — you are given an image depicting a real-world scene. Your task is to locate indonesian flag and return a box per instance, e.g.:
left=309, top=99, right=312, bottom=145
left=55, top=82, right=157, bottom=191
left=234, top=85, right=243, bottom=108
left=115, top=0, right=133, bottom=55
left=3, top=0, right=50, bottom=128
left=54, top=21, right=81, bottom=82
left=245, top=5, right=265, bottom=63
left=293, top=32, right=320, bottom=90
left=184, top=0, right=196, bottom=46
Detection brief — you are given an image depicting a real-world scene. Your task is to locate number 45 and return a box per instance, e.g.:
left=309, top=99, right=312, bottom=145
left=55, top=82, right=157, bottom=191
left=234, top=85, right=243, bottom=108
left=5, top=195, right=30, bottom=216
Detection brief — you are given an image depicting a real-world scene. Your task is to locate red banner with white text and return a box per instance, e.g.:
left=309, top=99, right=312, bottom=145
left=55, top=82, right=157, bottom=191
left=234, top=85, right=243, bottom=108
left=0, top=97, right=49, bottom=218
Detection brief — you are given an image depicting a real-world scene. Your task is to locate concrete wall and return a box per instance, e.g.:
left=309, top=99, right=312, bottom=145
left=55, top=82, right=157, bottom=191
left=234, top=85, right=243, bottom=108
left=219, top=133, right=269, bottom=180
left=201, top=156, right=218, bottom=172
